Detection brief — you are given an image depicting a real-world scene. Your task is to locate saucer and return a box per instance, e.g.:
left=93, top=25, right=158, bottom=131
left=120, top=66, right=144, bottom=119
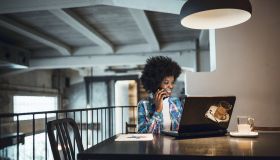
left=229, top=131, right=258, bottom=137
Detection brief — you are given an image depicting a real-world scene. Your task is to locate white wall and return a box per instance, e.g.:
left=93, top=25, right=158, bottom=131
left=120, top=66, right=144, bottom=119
left=199, top=50, right=210, bottom=72
left=115, top=81, right=130, bottom=134
left=186, top=0, right=280, bottom=130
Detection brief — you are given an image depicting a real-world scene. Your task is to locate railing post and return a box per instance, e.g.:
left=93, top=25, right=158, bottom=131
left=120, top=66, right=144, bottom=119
left=105, top=109, right=107, bottom=139
left=101, top=109, right=103, bottom=141
left=16, top=115, right=19, bottom=160
left=45, top=113, right=48, bottom=160
left=108, top=107, right=112, bottom=137
left=122, top=107, right=124, bottom=134
left=97, top=109, right=99, bottom=143
left=73, top=111, right=76, bottom=155
left=80, top=111, right=82, bottom=143
left=33, top=114, right=35, bottom=160
left=86, top=110, right=88, bottom=149
left=91, top=109, right=94, bottom=146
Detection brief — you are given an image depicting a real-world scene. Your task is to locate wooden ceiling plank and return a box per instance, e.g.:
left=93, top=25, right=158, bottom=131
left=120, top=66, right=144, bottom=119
left=0, top=0, right=185, bottom=15
left=129, top=9, right=160, bottom=51
left=0, top=16, right=71, bottom=55
left=49, top=9, right=114, bottom=53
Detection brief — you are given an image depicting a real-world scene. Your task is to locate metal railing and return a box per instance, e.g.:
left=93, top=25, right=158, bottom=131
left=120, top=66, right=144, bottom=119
left=0, top=106, right=137, bottom=160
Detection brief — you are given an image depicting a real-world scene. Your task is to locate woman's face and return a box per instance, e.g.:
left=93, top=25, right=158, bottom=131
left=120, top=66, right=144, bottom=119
left=159, top=76, right=175, bottom=97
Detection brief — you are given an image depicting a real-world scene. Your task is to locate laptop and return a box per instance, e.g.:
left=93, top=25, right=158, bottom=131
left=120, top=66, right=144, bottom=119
left=161, top=96, right=236, bottom=138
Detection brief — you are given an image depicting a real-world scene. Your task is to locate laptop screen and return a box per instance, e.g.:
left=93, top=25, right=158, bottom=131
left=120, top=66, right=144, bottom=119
left=178, top=96, right=236, bottom=133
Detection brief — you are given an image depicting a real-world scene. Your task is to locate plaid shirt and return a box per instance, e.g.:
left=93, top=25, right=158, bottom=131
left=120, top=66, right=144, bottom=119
left=137, top=96, right=183, bottom=134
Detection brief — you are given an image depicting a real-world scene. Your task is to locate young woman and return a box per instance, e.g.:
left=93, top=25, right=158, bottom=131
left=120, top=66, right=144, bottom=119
left=138, top=56, right=183, bottom=134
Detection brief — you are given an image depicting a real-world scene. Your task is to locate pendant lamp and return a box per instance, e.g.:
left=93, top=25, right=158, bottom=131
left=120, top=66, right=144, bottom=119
left=180, top=0, right=252, bottom=29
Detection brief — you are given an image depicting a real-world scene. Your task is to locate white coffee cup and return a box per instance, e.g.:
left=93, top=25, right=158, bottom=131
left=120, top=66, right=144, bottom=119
left=237, top=116, right=254, bottom=133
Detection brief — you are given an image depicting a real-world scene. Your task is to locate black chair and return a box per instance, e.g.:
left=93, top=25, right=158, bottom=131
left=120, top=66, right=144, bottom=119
left=47, top=118, right=84, bottom=160
left=125, top=122, right=137, bottom=133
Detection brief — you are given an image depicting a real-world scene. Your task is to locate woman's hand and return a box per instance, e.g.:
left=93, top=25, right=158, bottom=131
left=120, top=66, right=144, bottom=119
left=154, top=89, right=167, bottom=112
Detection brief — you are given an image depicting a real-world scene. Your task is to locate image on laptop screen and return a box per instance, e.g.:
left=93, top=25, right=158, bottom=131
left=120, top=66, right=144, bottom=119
left=178, top=96, right=236, bottom=133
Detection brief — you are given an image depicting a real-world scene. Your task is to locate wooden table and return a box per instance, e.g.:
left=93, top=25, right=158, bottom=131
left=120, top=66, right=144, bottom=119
left=78, top=132, right=280, bottom=160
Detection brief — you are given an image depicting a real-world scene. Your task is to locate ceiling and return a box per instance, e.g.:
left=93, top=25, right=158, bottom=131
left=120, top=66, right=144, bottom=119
left=0, top=0, right=208, bottom=76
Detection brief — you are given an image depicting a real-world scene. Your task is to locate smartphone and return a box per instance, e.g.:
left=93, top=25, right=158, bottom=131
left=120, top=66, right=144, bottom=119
left=161, top=88, right=169, bottom=100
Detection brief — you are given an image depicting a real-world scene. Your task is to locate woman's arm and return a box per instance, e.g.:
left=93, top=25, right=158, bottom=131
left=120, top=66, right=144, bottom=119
left=137, top=100, right=162, bottom=134
left=169, top=97, right=183, bottom=131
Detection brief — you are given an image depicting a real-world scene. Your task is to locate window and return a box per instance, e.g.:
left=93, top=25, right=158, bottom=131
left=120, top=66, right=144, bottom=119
left=13, top=95, right=58, bottom=120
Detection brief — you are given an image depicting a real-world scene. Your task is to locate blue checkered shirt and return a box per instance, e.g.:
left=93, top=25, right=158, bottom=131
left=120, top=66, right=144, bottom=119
left=137, top=96, right=183, bottom=134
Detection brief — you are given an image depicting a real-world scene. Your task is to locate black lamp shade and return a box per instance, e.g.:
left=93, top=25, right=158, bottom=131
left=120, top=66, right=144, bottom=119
left=180, top=0, right=252, bottom=29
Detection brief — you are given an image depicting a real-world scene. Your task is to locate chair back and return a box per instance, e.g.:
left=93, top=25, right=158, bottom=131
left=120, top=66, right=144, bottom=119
left=47, top=118, right=84, bottom=160
left=125, top=122, right=137, bottom=133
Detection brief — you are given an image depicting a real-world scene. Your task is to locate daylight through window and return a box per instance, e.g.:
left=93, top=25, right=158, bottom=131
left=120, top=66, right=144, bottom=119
left=13, top=95, right=58, bottom=120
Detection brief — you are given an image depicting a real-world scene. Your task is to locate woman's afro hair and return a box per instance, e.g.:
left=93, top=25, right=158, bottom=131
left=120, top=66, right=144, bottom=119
left=140, top=56, right=182, bottom=94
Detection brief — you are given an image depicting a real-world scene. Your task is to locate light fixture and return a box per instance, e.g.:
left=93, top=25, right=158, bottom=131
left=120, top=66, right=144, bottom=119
left=180, top=0, right=252, bottom=29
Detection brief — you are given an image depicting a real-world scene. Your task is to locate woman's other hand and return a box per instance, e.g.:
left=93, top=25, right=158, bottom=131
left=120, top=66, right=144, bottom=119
left=154, top=89, right=167, bottom=112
